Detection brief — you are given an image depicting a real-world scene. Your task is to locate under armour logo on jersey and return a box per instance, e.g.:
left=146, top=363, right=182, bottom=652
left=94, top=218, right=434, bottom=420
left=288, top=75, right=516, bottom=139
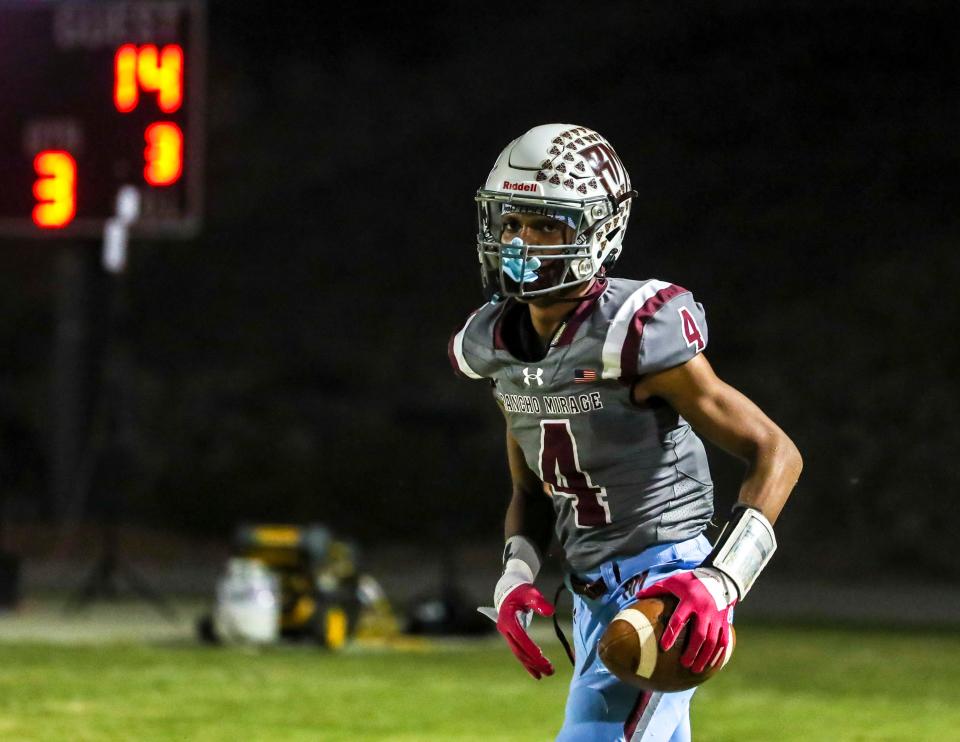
left=523, top=367, right=544, bottom=386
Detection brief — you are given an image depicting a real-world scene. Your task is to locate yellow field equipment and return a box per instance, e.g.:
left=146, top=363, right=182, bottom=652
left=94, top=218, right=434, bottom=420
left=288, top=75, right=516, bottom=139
left=200, top=523, right=397, bottom=648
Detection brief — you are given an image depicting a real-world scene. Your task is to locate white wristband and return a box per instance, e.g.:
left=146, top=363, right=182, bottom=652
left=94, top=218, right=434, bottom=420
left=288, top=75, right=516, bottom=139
left=494, top=536, right=542, bottom=612
left=494, top=567, right=532, bottom=612
left=502, top=535, right=542, bottom=577
left=706, top=506, right=777, bottom=600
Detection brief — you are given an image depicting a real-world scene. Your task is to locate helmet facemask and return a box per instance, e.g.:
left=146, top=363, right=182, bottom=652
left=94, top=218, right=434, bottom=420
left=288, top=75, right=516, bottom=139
left=476, top=191, right=625, bottom=300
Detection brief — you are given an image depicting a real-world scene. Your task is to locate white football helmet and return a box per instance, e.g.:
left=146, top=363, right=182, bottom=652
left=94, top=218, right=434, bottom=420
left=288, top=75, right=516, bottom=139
left=476, top=124, right=635, bottom=299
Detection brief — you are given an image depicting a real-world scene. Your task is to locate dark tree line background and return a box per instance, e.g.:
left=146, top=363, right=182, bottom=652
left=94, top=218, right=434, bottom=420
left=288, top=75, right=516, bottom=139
left=1, top=1, right=957, bottom=578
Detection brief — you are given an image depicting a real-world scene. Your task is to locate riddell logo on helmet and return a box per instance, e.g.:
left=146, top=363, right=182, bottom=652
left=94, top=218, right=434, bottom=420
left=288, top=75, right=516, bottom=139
left=502, top=181, right=539, bottom=192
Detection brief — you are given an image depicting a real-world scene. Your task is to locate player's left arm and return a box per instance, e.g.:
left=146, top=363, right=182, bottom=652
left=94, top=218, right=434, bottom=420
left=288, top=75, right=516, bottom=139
left=632, top=353, right=802, bottom=524
left=633, top=352, right=802, bottom=672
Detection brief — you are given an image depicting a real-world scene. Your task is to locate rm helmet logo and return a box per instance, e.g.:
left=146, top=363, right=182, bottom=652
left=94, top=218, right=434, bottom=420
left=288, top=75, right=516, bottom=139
left=502, top=180, right=539, bottom=193
left=523, top=367, right=544, bottom=387
left=578, top=142, right=625, bottom=196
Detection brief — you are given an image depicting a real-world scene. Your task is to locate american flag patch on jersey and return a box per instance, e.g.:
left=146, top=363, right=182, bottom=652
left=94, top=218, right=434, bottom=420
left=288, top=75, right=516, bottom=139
left=574, top=369, right=597, bottom=383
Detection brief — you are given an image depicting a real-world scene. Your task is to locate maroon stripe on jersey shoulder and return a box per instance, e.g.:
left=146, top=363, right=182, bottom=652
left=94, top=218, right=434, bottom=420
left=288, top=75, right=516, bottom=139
left=555, top=278, right=609, bottom=346
left=624, top=689, right=653, bottom=740
left=619, top=284, right=688, bottom=381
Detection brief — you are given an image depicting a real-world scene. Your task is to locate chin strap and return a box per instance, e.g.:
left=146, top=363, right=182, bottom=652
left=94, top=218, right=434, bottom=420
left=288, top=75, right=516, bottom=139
left=702, top=506, right=777, bottom=600
left=529, top=277, right=607, bottom=306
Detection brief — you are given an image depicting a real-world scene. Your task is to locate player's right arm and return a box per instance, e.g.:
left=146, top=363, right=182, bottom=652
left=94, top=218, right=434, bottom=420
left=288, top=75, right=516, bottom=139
left=503, top=425, right=554, bottom=552
left=450, top=311, right=556, bottom=678
left=488, top=422, right=557, bottom=679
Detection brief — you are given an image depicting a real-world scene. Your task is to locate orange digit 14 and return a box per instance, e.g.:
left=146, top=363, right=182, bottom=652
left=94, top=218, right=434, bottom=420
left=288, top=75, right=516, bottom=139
left=114, top=44, right=183, bottom=113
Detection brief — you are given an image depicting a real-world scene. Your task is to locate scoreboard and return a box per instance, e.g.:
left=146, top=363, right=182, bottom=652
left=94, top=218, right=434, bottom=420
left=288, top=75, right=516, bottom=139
left=0, top=1, right=204, bottom=238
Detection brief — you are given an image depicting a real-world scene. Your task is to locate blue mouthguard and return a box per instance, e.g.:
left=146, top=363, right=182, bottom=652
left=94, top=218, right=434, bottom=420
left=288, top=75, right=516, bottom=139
left=501, top=238, right=541, bottom=284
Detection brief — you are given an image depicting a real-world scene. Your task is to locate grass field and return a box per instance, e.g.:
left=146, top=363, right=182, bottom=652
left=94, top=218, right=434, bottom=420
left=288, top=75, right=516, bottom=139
left=1, top=617, right=959, bottom=741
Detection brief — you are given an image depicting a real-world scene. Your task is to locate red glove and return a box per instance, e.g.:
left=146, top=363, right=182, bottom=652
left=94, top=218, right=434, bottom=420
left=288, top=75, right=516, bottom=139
left=495, top=583, right=555, bottom=679
left=635, top=567, right=737, bottom=674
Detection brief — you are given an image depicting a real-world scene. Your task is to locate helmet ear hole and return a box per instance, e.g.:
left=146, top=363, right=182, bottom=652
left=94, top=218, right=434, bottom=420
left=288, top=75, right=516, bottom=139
left=602, top=249, right=620, bottom=271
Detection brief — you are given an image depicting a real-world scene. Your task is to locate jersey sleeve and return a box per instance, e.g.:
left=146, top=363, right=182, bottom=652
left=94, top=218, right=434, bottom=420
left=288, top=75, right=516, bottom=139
left=447, top=308, right=487, bottom=380
left=601, top=281, right=708, bottom=382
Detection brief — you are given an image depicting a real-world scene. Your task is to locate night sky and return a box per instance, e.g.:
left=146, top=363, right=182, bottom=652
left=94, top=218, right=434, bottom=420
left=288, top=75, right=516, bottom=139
left=1, top=1, right=957, bottom=578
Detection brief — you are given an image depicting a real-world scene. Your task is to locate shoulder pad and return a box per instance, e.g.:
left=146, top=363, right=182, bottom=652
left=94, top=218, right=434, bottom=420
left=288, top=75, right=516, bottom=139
left=601, top=280, right=708, bottom=382
left=447, top=301, right=502, bottom=380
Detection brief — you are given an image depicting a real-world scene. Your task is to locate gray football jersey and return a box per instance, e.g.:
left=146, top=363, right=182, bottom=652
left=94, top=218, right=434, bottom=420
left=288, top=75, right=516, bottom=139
left=449, top=277, right=714, bottom=572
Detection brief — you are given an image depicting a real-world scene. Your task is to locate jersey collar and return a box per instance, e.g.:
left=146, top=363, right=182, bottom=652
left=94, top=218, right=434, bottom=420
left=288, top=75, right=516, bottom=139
left=493, top=278, right=609, bottom=351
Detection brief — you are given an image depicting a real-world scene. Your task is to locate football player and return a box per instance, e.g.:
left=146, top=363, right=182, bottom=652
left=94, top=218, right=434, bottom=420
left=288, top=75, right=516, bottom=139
left=449, top=124, right=803, bottom=741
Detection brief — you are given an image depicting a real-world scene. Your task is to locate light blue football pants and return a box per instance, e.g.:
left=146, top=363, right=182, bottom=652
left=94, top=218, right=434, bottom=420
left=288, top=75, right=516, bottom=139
left=555, top=534, right=715, bottom=742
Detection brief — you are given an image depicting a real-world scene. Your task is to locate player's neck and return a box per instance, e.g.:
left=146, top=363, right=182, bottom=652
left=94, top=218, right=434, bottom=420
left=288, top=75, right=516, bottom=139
left=526, top=280, right=597, bottom=344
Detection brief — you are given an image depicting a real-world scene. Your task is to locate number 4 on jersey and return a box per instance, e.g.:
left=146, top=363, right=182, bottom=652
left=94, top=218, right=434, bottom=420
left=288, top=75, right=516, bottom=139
left=539, top=420, right=611, bottom=528
left=679, top=306, right=705, bottom=351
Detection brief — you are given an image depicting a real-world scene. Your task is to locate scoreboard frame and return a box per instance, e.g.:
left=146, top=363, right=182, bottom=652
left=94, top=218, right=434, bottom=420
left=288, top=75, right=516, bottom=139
left=0, top=0, right=206, bottom=239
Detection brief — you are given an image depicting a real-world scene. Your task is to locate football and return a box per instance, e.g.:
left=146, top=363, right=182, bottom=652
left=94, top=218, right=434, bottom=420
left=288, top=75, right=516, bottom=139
left=598, top=596, right=735, bottom=692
